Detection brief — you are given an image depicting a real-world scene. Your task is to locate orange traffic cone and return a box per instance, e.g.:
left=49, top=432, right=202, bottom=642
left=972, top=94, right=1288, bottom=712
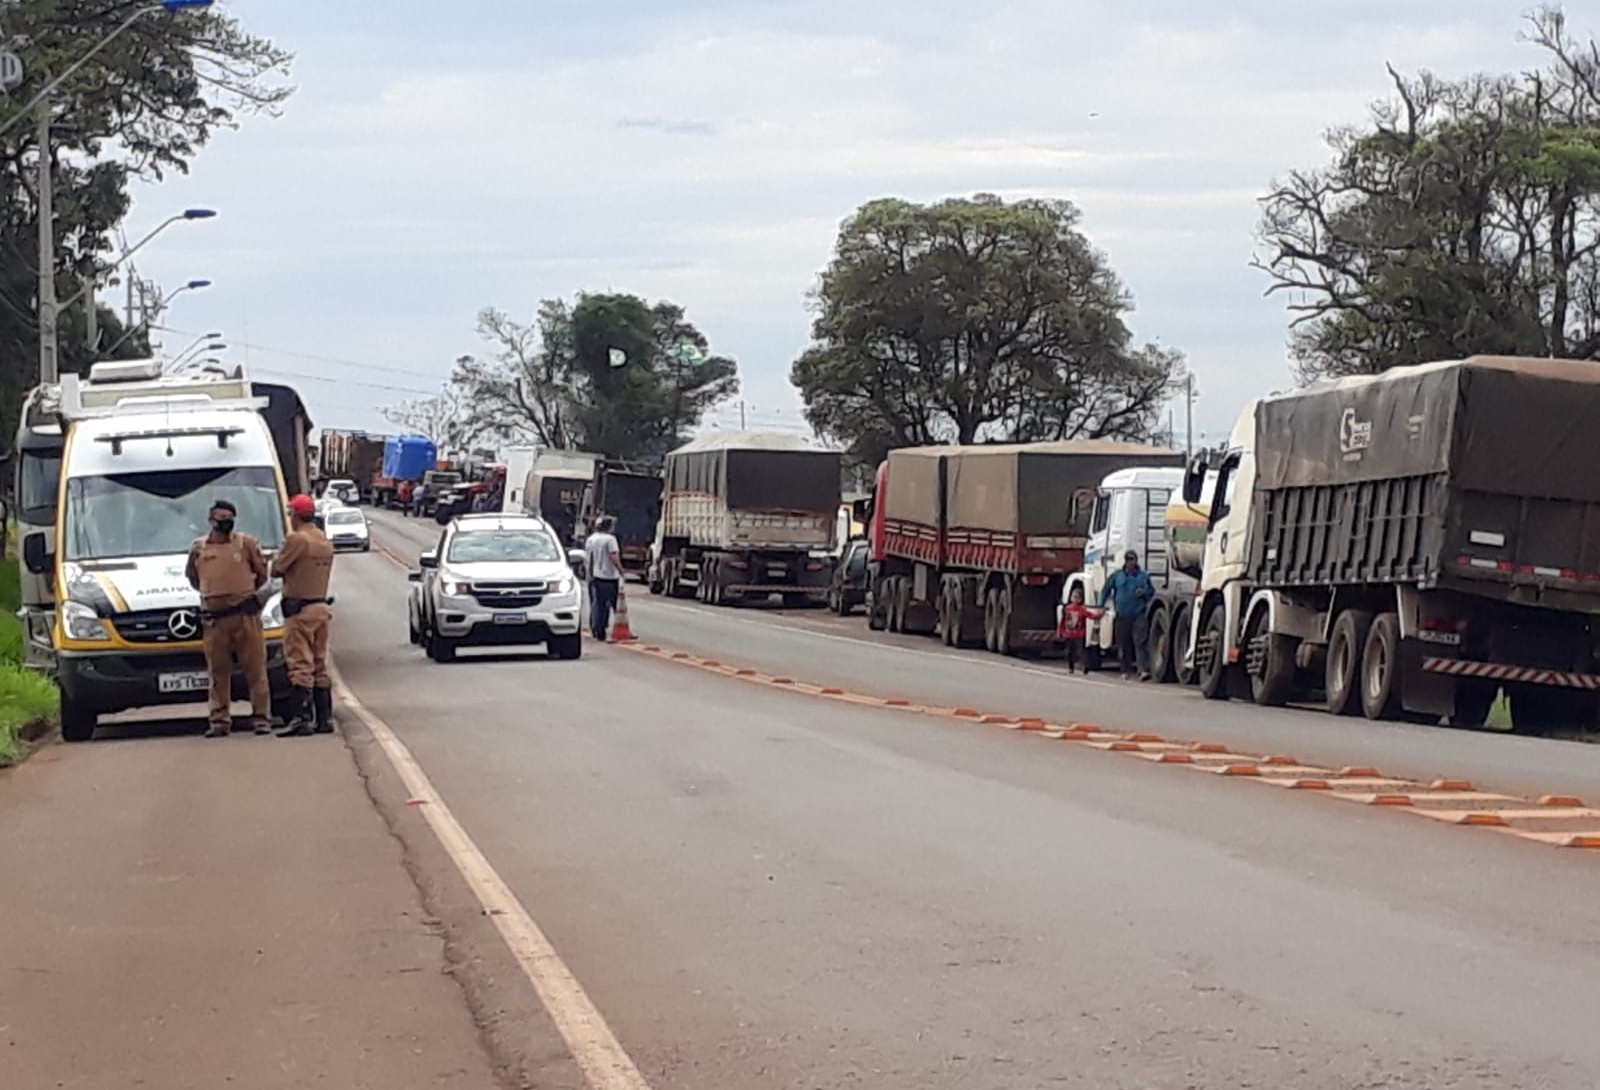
left=609, top=586, right=638, bottom=643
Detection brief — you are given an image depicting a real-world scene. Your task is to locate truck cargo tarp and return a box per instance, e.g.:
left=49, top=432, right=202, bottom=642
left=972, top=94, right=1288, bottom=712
left=1255, top=357, right=1600, bottom=502
left=886, top=441, right=1186, bottom=532
left=598, top=472, right=662, bottom=544
left=665, top=434, right=841, bottom=513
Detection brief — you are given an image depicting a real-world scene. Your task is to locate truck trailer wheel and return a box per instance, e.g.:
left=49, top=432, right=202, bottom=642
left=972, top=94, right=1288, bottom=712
left=984, top=586, right=1014, bottom=656
left=1195, top=605, right=1232, bottom=701
left=1324, top=608, right=1374, bottom=716
left=1359, top=613, right=1403, bottom=721
left=1171, top=604, right=1195, bottom=686
left=1148, top=607, right=1176, bottom=683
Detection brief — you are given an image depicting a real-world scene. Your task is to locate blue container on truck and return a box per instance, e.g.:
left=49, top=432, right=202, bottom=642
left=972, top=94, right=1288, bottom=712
left=383, top=435, right=436, bottom=482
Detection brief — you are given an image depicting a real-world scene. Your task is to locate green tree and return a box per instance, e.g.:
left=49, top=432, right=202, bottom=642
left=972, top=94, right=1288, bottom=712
left=0, top=0, right=294, bottom=439
left=1256, top=6, right=1600, bottom=381
left=452, top=294, right=739, bottom=462
left=790, top=194, right=1181, bottom=468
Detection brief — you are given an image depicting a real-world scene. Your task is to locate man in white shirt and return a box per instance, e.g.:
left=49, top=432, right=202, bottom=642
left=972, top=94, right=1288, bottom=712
left=583, top=515, right=624, bottom=641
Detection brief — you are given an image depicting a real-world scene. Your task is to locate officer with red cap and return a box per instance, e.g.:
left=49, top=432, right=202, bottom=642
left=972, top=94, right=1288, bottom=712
left=271, top=493, right=337, bottom=736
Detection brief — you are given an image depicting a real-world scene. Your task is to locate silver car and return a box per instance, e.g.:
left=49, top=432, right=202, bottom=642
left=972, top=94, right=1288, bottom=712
left=408, top=514, right=584, bottom=662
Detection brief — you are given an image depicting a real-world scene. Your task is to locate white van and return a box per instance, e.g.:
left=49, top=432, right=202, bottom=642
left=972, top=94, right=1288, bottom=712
left=20, top=361, right=297, bottom=741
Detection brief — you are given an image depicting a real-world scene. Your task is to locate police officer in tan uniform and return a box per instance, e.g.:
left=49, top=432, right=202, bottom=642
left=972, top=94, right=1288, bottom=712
left=272, top=494, right=336, bottom=737
left=186, top=499, right=272, bottom=738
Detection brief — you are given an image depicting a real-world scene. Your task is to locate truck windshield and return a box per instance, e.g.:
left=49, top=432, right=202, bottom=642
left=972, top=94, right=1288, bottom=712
left=64, top=466, right=284, bottom=561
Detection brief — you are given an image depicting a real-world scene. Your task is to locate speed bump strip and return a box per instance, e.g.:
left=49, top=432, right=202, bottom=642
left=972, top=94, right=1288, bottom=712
left=620, top=644, right=1600, bottom=853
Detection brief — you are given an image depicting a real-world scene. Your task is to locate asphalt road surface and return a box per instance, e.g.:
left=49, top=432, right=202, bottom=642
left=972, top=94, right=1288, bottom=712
left=345, top=507, right=1600, bottom=1088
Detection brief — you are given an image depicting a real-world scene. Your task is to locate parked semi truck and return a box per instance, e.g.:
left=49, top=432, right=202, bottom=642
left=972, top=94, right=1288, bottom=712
left=1064, top=465, right=1215, bottom=680
left=867, top=441, right=1185, bottom=655
left=1185, top=355, right=1600, bottom=732
left=517, top=449, right=602, bottom=544
left=317, top=430, right=387, bottom=502
left=651, top=432, right=841, bottom=605
left=373, top=434, right=437, bottom=509
left=578, top=461, right=663, bottom=580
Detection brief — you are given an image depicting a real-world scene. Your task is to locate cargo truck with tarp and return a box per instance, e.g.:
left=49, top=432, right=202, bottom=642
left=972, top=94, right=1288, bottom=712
left=867, top=441, right=1185, bottom=656
left=1184, top=355, right=1600, bottom=732
left=577, top=461, right=663, bottom=581
left=650, top=432, right=841, bottom=605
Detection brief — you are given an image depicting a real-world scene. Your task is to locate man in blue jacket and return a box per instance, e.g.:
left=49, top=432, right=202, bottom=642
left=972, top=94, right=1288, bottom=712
left=1100, top=549, right=1155, bottom=680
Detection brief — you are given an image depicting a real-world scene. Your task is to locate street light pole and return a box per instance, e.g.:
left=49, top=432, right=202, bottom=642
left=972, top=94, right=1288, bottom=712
left=37, top=98, right=57, bottom=384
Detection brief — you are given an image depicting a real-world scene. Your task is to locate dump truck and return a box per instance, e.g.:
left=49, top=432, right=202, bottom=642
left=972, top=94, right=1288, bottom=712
left=867, top=441, right=1185, bottom=656
left=1063, top=464, right=1216, bottom=680
left=651, top=432, right=841, bottom=605
left=578, top=461, right=663, bottom=580
left=1185, top=355, right=1600, bottom=732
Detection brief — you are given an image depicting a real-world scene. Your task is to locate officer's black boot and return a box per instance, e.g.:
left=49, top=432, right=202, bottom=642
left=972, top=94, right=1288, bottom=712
left=312, top=687, right=336, bottom=734
left=276, top=688, right=315, bottom=737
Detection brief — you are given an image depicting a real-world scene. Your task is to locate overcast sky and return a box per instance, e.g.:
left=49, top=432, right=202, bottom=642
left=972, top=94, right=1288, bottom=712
left=122, top=0, right=1567, bottom=446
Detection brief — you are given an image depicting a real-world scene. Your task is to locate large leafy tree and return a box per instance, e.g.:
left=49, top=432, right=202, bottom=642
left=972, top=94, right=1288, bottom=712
left=1256, top=6, right=1600, bottom=382
left=451, top=294, right=739, bottom=462
left=791, top=194, right=1181, bottom=467
left=0, top=0, right=294, bottom=439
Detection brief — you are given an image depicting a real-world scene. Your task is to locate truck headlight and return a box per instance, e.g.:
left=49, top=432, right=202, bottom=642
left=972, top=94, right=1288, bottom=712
left=552, top=576, right=575, bottom=597
left=440, top=578, right=471, bottom=598
left=62, top=600, right=111, bottom=642
left=261, top=593, right=284, bottom=630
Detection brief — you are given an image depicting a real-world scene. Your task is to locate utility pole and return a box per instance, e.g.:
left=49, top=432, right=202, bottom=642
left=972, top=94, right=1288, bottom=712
left=36, top=97, right=58, bottom=384
left=740, top=400, right=747, bottom=429
left=125, top=262, right=135, bottom=329
left=84, top=276, right=98, bottom=356
left=1185, top=372, right=1195, bottom=458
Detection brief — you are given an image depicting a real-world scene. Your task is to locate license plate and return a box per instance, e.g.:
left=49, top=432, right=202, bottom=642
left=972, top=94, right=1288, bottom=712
left=158, top=671, right=209, bottom=694
left=492, top=612, right=527, bottom=625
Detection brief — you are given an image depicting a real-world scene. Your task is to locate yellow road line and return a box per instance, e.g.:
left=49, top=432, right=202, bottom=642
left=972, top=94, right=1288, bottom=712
left=330, top=665, right=655, bottom=1090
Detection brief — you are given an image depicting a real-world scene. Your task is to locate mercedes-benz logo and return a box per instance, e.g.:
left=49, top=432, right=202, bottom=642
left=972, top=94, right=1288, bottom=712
left=168, top=609, right=200, bottom=640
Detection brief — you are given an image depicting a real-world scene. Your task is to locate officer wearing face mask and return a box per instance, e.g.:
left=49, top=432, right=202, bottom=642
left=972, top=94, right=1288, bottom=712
left=185, top=499, right=272, bottom=738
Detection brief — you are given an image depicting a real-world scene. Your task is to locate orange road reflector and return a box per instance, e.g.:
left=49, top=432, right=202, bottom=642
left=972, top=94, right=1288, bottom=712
left=1430, top=779, right=1474, bottom=792
left=1190, top=742, right=1228, bottom=753
left=1563, top=834, right=1600, bottom=849
left=1126, top=732, right=1164, bottom=743
left=1367, top=794, right=1413, bottom=806
left=1217, top=764, right=1260, bottom=777
left=1106, top=741, right=1144, bottom=752
left=953, top=708, right=982, bottom=718
left=701, top=659, right=721, bottom=667
left=1285, top=779, right=1331, bottom=790
left=1068, top=722, right=1101, bottom=732
left=1340, top=766, right=1382, bottom=778
left=1154, top=752, right=1193, bottom=764
left=1059, top=729, right=1096, bottom=741
left=770, top=677, right=795, bottom=685
left=642, top=645, right=663, bottom=653
left=1541, top=795, right=1585, bottom=808
left=1262, top=754, right=1299, bottom=766
left=1454, top=812, right=1507, bottom=826
left=981, top=715, right=1013, bottom=724
left=671, top=652, right=692, bottom=660
left=1018, top=717, right=1048, bottom=730
left=735, top=668, right=757, bottom=676
left=820, top=687, right=844, bottom=695
left=885, top=698, right=910, bottom=706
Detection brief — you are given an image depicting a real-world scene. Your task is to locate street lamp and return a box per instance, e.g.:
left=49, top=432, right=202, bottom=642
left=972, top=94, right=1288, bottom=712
left=17, top=0, right=217, bottom=384
left=171, top=340, right=227, bottom=370
left=101, top=281, right=213, bottom=357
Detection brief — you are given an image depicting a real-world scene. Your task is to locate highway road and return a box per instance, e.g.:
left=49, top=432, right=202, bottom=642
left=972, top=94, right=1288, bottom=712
left=344, top=507, right=1600, bottom=1089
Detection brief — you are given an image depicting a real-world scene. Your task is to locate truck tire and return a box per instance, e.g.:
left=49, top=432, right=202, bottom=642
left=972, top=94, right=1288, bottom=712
left=1359, top=612, right=1403, bottom=721
left=1243, top=609, right=1296, bottom=707
left=548, top=633, right=583, bottom=660
left=1148, top=607, right=1176, bottom=683
left=1171, top=603, right=1195, bottom=686
left=60, top=692, right=97, bottom=743
left=867, top=586, right=888, bottom=631
left=888, top=578, right=909, bottom=634
left=1195, top=605, right=1232, bottom=701
left=1325, top=608, right=1374, bottom=717
left=940, top=584, right=958, bottom=646
left=986, top=585, right=1014, bottom=657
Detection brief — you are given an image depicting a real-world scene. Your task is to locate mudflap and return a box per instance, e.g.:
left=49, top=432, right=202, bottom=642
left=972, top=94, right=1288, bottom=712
left=1400, top=638, right=1455, bottom=719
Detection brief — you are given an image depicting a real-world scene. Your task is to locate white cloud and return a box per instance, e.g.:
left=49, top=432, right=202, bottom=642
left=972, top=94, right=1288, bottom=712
left=120, top=0, right=1583, bottom=439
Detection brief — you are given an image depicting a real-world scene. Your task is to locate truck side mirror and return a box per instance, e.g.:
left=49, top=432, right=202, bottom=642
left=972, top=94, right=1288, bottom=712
left=22, top=531, right=52, bottom=575
left=1182, top=458, right=1207, bottom=504
left=418, top=550, right=438, bottom=569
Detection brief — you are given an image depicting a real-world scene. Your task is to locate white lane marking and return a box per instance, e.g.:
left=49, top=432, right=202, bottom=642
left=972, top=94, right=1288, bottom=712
left=330, top=665, right=654, bottom=1090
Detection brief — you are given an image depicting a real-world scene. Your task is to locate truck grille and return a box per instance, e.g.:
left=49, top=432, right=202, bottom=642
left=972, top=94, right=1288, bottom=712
left=112, top=608, right=194, bottom=644
left=470, top=583, right=547, bottom=609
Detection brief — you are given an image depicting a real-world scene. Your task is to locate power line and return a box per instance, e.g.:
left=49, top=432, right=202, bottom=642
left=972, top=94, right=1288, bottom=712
left=246, top=364, right=442, bottom=398
left=158, top=325, right=453, bottom=382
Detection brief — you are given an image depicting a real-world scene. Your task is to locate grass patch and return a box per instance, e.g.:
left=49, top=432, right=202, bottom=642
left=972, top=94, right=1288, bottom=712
left=0, top=551, right=57, bottom=766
